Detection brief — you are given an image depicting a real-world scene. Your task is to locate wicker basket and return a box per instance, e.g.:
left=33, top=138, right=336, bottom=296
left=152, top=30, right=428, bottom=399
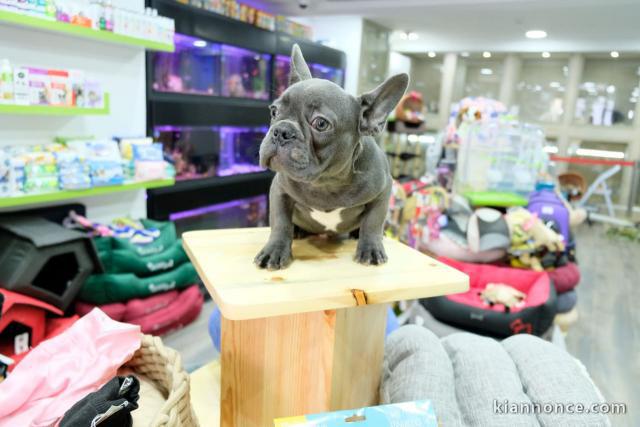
left=124, top=334, right=200, bottom=427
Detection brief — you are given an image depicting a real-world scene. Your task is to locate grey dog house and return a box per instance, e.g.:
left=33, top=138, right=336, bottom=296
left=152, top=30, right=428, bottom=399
left=0, top=216, right=102, bottom=311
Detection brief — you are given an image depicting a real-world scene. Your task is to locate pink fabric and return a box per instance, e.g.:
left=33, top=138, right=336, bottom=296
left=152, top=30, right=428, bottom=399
left=0, top=308, right=141, bottom=427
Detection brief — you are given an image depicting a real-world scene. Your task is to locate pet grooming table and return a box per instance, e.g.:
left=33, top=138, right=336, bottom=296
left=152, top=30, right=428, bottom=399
left=183, top=227, right=468, bottom=426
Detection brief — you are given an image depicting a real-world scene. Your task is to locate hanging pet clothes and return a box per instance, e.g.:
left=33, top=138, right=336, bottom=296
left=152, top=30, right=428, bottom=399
left=407, top=185, right=450, bottom=249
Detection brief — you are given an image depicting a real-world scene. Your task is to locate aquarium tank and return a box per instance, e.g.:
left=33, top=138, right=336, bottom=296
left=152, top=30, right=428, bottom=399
left=152, top=33, right=222, bottom=96
left=220, top=45, right=271, bottom=100
left=153, top=125, right=267, bottom=180
left=170, top=195, right=268, bottom=235
left=274, top=55, right=344, bottom=97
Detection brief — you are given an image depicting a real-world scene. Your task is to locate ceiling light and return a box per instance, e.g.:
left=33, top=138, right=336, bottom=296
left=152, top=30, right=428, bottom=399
left=193, top=40, right=207, bottom=48
left=407, top=32, right=419, bottom=41
left=399, top=32, right=408, bottom=40
left=610, top=51, right=619, bottom=58
left=480, top=68, right=493, bottom=75
left=544, top=146, right=559, bottom=154
left=461, top=52, right=470, bottom=57
left=541, top=51, right=550, bottom=58
left=525, top=30, right=547, bottom=39
left=427, top=51, right=436, bottom=58
left=576, top=148, right=625, bottom=159
left=482, top=51, right=491, bottom=58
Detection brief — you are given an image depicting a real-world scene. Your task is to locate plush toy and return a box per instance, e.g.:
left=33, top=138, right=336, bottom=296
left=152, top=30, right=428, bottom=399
left=479, top=283, right=526, bottom=312
left=505, top=208, right=565, bottom=271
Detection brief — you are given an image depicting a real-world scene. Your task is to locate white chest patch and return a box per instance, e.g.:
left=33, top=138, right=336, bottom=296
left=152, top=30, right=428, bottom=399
left=309, top=208, right=345, bottom=232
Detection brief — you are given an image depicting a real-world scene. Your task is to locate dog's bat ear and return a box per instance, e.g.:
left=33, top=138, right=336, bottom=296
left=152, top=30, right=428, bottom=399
left=290, top=44, right=312, bottom=86
left=358, top=73, right=409, bottom=136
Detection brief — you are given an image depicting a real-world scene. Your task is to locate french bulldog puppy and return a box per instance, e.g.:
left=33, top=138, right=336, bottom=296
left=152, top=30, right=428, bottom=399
left=255, top=44, right=408, bottom=270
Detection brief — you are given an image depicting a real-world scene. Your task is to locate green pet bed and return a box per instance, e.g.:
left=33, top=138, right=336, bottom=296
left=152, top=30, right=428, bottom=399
left=99, top=240, right=189, bottom=277
left=464, top=191, right=528, bottom=208
left=94, top=219, right=178, bottom=257
left=79, top=262, right=198, bottom=304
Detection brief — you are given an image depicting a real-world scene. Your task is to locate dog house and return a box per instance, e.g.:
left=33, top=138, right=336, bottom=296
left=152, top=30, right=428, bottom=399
left=0, top=216, right=101, bottom=310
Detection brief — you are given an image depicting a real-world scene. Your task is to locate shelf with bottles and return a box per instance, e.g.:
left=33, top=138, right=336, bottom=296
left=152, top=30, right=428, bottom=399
left=0, top=2, right=174, bottom=52
left=0, top=137, right=176, bottom=208
left=0, top=59, right=108, bottom=115
left=151, top=33, right=271, bottom=101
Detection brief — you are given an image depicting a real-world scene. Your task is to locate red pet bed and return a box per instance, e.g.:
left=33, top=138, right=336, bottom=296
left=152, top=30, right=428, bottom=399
left=421, top=258, right=557, bottom=337
left=548, top=262, right=580, bottom=294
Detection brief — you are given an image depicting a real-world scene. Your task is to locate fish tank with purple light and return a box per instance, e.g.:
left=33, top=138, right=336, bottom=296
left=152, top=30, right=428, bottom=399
left=171, top=195, right=268, bottom=235
left=153, top=125, right=267, bottom=181
left=152, top=33, right=222, bottom=95
left=274, top=55, right=345, bottom=97
left=221, top=45, right=271, bottom=100
left=310, top=63, right=345, bottom=87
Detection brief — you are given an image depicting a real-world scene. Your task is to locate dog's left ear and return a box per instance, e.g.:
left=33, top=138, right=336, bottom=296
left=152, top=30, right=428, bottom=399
left=358, top=73, right=409, bottom=136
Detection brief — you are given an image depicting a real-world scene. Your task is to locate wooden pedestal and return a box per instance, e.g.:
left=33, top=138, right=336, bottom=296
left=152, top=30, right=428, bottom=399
left=183, top=228, right=468, bottom=427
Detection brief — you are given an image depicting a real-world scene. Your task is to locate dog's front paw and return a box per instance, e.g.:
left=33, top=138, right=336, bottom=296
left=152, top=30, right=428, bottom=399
left=254, top=241, right=292, bottom=270
left=355, top=240, right=387, bottom=266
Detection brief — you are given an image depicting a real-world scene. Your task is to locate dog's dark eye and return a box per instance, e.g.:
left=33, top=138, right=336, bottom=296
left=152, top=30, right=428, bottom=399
left=311, top=117, right=330, bottom=131
left=270, top=107, right=277, bottom=120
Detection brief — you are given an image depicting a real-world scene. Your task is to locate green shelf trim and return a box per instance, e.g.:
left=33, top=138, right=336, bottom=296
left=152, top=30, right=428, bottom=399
left=0, top=10, right=174, bottom=52
left=0, top=179, right=175, bottom=208
left=0, top=93, right=110, bottom=116
left=464, top=191, right=529, bottom=208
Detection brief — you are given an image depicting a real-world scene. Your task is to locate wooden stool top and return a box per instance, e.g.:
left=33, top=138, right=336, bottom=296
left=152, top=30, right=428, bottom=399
left=183, top=228, right=468, bottom=320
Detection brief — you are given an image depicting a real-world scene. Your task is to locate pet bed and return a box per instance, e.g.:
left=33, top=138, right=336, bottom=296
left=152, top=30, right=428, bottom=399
left=381, top=326, right=610, bottom=426
left=421, top=258, right=556, bottom=337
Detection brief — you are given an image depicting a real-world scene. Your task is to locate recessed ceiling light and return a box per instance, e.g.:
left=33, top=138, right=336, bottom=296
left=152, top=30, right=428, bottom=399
left=542, top=51, right=551, bottom=58
left=407, top=32, right=419, bottom=41
left=461, top=52, right=470, bottom=57
left=193, top=40, right=207, bottom=48
left=482, top=51, right=491, bottom=58
left=526, top=30, right=547, bottom=39
left=610, top=51, right=620, bottom=58
left=480, top=68, right=493, bottom=75
left=427, top=51, right=436, bottom=58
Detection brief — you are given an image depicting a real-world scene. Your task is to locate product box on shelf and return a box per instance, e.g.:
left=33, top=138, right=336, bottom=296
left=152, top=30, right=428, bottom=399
left=47, top=69, right=71, bottom=106
left=13, top=67, right=30, bottom=105
left=28, top=67, right=49, bottom=105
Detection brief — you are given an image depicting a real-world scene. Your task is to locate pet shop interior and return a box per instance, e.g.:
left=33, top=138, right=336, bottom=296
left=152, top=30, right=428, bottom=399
left=0, top=0, right=638, bottom=426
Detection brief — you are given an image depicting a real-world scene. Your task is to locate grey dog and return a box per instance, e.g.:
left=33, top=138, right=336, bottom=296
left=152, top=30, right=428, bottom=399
left=254, top=44, right=408, bottom=270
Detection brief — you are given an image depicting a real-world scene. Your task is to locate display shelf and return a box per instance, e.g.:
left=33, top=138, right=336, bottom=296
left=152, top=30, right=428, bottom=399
left=147, top=171, right=273, bottom=220
left=0, top=10, right=174, bottom=52
left=0, top=178, right=175, bottom=209
left=0, top=93, right=110, bottom=116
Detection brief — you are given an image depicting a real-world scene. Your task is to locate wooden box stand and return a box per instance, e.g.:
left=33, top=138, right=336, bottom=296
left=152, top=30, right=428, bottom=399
left=183, top=228, right=468, bottom=427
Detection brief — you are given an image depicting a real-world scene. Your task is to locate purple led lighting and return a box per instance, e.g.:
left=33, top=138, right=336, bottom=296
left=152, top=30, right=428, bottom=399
left=169, top=195, right=267, bottom=221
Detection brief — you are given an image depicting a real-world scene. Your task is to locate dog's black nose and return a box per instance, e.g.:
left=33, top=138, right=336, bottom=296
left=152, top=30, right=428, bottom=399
left=272, top=123, right=296, bottom=145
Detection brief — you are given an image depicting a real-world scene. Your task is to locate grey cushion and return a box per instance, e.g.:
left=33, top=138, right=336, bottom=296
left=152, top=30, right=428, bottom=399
left=381, top=325, right=610, bottom=427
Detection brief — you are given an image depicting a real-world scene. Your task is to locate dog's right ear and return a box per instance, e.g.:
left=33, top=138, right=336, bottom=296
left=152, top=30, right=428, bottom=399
left=358, top=73, right=409, bottom=136
left=289, top=44, right=312, bottom=86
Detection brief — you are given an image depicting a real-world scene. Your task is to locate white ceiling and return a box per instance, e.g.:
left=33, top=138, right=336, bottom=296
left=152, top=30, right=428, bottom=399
left=251, top=0, right=640, bottom=54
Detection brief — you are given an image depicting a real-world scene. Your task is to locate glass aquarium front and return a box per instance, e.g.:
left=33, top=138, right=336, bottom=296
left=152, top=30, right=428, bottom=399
left=274, top=55, right=345, bottom=97
left=221, top=45, right=271, bottom=99
left=154, top=125, right=267, bottom=181
left=152, top=33, right=221, bottom=96
left=171, top=195, right=269, bottom=235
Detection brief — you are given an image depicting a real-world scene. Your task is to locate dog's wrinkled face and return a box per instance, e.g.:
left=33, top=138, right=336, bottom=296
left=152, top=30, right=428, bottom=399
left=259, top=44, right=409, bottom=184
left=259, top=79, right=360, bottom=183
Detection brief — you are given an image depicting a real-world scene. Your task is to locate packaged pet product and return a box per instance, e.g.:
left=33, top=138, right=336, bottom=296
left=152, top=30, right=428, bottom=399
left=274, top=400, right=437, bottom=426
left=83, top=80, right=103, bottom=109
left=47, top=69, right=71, bottom=106
left=68, top=69, right=85, bottom=107
left=0, top=59, right=13, bottom=104
left=80, top=139, right=125, bottom=187
left=22, top=149, right=59, bottom=193
left=55, top=149, right=91, bottom=190
left=28, top=67, right=49, bottom=105
left=133, top=142, right=167, bottom=181
left=13, top=67, right=30, bottom=105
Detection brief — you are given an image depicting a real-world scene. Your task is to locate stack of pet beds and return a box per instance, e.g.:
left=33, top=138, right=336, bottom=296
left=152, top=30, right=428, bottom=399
left=381, top=326, right=610, bottom=426
left=389, top=183, right=583, bottom=335
left=74, top=217, right=202, bottom=336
